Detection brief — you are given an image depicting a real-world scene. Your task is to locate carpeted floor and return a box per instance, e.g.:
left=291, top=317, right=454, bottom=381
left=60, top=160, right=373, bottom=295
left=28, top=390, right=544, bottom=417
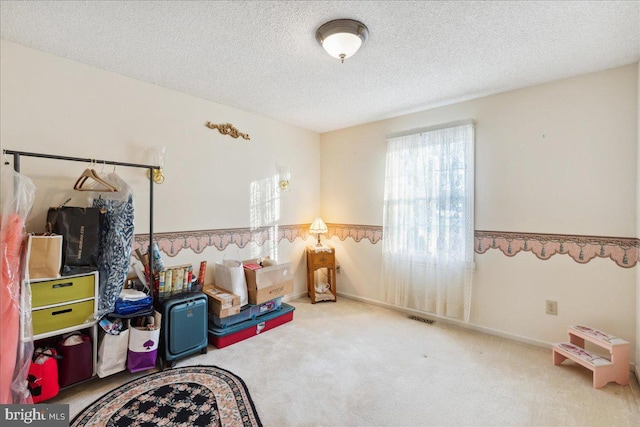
left=52, top=297, right=640, bottom=426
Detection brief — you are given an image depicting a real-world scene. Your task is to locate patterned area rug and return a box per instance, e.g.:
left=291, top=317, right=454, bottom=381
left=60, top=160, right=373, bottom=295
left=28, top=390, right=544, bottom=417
left=71, top=365, right=262, bottom=427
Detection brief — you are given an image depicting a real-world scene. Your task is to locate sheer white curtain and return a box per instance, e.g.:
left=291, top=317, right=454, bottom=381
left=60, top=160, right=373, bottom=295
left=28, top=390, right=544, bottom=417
left=382, top=120, right=474, bottom=321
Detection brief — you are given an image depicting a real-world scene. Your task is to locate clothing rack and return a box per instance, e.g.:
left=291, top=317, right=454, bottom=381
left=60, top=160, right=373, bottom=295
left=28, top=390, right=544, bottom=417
left=3, top=149, right=160, bottom=281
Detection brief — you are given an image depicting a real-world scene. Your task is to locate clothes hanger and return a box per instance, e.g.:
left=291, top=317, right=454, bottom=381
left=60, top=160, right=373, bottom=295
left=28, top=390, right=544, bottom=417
left=88, top=160, right=118, bottom=191
left=73, top=160, right=118, bottom=192
left=106, top=163, right=133, bottom=200
left=95, top=160, right=117, bottom=186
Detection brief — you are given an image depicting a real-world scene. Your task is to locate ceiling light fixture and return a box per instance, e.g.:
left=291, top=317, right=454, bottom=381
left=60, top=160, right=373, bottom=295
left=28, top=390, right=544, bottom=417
left=316, top=19, right=369, bottom=63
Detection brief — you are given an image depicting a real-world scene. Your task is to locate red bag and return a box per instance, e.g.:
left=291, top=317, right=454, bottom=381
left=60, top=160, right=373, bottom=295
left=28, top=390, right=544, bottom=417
left=28, top=348, right=60, bottom=403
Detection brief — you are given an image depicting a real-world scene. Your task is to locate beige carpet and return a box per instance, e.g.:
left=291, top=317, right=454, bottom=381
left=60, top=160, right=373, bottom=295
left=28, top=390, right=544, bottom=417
left=53, top=297, right=640, bottom=426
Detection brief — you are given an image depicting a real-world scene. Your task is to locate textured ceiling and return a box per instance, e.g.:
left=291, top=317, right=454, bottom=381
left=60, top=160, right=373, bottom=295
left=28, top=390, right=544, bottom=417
left=1, top=1, right=639, bottom=133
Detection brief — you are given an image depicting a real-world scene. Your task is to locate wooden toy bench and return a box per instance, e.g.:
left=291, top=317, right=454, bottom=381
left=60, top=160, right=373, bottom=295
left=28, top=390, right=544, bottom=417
left=552, top=325, right=629, bottom=388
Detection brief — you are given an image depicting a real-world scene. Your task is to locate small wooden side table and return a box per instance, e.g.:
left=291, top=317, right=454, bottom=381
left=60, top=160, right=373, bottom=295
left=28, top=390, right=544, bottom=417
left=306, top=246, right=337, bottom=304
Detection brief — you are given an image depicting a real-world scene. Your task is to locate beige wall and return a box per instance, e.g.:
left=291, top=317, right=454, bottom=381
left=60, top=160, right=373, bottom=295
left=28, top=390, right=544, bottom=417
left=0, top=40, right=321, bottom=295
left=2, top=40, right=638, bottom=366
left=637, top=61, right=640, bottom=382
left=321, top=64, right=638, bottom=361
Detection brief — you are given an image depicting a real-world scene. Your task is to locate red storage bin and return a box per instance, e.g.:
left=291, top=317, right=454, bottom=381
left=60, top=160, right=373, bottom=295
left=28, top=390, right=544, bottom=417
left=57, top=332, right=93, bottom=387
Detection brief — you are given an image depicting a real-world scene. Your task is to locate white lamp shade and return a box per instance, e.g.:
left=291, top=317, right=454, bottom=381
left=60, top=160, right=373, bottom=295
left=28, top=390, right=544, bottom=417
left=309, top=218, right=328, bottom=234
left=322, top=32, right=363, bottom=60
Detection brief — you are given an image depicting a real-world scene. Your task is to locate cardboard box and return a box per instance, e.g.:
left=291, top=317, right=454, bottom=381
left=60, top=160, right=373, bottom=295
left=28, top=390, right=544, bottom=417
left=202, top=285, right=241, bottom=318
left=243, top=258, right=293, bottom=305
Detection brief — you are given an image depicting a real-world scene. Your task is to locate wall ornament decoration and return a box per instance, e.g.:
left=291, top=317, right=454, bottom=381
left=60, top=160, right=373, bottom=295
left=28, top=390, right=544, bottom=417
left=475, top=230, right=639, bottom=268
left=205, top=122, right=250, bottom=140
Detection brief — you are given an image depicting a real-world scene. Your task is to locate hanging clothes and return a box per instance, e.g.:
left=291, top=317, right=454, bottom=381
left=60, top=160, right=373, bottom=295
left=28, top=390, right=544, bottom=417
left=0, top=165, right=36, bottom=404
left=90, top=172, right=134, bottom=316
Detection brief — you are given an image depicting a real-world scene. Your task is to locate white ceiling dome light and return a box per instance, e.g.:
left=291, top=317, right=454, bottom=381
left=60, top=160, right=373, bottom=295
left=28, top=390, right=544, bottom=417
left=316, top=19, right=369, bottom=63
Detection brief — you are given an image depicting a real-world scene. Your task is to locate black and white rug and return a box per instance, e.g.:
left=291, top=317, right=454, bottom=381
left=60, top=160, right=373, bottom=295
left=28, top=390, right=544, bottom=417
left=72, top=365, right=262, bottom=427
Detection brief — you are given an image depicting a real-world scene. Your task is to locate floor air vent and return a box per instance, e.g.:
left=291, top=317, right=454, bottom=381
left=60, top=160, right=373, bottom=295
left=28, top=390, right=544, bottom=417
left=408, top=315, right=434, bottom=324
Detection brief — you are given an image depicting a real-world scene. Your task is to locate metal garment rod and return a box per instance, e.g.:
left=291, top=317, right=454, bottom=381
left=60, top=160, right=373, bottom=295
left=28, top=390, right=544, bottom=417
left=3, top=149, right=156, bottom=170
left=3, top=149, right=159, bottom=283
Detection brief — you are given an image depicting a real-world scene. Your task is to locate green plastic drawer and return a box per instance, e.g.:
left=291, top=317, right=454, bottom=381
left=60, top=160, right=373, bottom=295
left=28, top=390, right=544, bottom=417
left=31, top=274, right=95, bottom=308
left=32, top=300, right=95, bottom=336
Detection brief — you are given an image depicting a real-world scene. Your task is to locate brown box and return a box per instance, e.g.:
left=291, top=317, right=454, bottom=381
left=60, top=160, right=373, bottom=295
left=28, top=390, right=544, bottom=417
left=203, top=285, right=241, bottom=318
left=243, top=259, right=293, bottom=305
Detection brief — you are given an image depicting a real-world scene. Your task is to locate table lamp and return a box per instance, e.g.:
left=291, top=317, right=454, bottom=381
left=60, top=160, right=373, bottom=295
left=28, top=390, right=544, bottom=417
left=309, top=218, right=328, bottom=247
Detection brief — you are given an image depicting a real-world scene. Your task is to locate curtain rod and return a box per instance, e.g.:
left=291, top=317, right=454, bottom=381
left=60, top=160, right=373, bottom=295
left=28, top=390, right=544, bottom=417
left=385, top=119, right=476, bottom=140
left=3, top=149, right=159, bottom=170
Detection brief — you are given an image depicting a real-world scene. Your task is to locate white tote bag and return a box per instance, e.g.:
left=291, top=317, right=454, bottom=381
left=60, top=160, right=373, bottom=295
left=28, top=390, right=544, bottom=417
left=215, top=260, right=248, bottom=306
left=127, top=311, right=161, bottom=373
left=96, top=328, right=129, bottom=378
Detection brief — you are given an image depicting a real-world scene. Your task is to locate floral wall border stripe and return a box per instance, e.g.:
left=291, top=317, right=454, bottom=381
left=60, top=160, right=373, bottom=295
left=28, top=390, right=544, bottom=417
left=134, top=224, right=311, bottom=256
left=133, top=223, right=383, bottom=257
left=133, top=224, right=639, bottom=268
left=475, top=230, right=638, bottom=268
left=325, top=223, right=383, bottom=244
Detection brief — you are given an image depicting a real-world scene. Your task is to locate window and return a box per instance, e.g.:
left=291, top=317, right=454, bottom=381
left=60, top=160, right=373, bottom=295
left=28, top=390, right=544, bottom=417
left=381, top=120, right=474, bottom=321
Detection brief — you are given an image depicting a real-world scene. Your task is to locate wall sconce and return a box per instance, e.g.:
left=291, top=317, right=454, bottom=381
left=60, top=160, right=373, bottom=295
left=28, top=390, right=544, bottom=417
left=309, top=217, right=328, bottom=247
left=146, top=146, right=166, bottom=184
left=278, top=165, right=290, bottom=191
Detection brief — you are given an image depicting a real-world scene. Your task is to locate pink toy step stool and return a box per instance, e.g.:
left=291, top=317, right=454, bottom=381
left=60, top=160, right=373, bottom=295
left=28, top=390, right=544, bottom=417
left=552, top=325, right=629, bottom=389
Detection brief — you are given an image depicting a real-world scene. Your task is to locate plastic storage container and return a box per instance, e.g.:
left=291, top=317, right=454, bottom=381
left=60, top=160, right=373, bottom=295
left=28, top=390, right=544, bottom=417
left=208, top=302, right=295, bottom=349
left=209, top=296, right=283, bottom=329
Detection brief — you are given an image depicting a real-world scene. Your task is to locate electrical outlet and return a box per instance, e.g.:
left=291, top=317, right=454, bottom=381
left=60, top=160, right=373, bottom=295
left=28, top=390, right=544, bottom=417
left=336, top=264, right=341, bottom=274
left=546, top=300, right=558, bottom=315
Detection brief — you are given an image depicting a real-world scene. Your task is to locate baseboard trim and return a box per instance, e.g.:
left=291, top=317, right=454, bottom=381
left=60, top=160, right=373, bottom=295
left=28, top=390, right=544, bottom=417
left=337, top=292, right=551, bottom=349
left=285, top=291, right=309, bottom=302
left=336, top=291, right=637, bottom=373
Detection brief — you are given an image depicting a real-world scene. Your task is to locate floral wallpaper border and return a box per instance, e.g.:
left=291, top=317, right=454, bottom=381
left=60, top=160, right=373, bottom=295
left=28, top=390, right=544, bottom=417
left=133, top=223, right=383, bottom=257
left=325, top=223, right=383, bottom=244
left=134, top=224, right=311, bottom=257
left=134, top=224, right=639, bottom=268
left=475, top=230, right=639, bottom=268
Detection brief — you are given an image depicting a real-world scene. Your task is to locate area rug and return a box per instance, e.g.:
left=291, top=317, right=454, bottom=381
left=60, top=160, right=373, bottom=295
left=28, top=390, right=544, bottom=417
left=71, top=365, right=262, bottom=427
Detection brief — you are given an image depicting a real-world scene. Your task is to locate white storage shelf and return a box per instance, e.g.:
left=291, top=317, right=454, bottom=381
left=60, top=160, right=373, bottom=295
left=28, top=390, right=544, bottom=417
left=26, top=271, right=99, bottom=378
